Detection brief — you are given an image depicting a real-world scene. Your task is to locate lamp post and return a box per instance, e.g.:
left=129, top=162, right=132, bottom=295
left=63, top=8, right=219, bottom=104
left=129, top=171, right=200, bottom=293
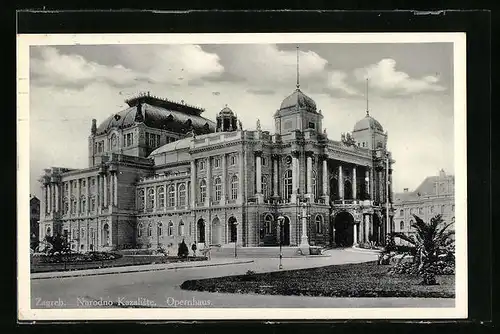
left=233, top=220, right=239, bottom=258
left=278, top=215, right=284, bottom=269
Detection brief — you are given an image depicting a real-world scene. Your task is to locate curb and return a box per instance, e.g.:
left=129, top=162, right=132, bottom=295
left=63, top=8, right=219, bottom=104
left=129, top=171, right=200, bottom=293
left=348, top=246, right=383, bottom=254
left=31, top=260, right=254, bottom=280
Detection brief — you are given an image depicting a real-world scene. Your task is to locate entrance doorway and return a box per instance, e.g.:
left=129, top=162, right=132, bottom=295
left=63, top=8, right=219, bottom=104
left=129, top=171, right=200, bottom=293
left=228, top=216, right=237, bottom=243
left=211, top=217, right=222, bottom=245
left=197, top=219, right=205, bottom=244
left=372, top=214, right=382, bottom=245
left=332, top=211, right=354, bottom=247
left=281, top=216, right=290, bottom=246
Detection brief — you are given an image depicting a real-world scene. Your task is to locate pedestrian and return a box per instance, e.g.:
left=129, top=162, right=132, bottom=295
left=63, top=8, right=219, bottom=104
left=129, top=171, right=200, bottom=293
left=191, top=243, right=197, bottom=257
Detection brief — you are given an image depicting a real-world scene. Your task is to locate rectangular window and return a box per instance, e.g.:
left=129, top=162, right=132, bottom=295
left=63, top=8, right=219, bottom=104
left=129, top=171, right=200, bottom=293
left=214, top=158, right=221, bottom=168
left=308, top=122, right=315, bottom=129
left=262, top=157, right=266, bottom=166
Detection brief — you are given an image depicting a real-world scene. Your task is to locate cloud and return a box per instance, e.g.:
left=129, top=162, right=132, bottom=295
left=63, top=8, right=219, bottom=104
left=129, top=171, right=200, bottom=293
left=354, top=58, right=446, bottom=95
left=326, top=71, right=360, bottom=96
left=246, top=88, right=275, bottom=95
left=31, top=47, right=138, bottom=88
left=215, top=44, right=328, bottom=87
left=31, top=45, right=225, bottom=89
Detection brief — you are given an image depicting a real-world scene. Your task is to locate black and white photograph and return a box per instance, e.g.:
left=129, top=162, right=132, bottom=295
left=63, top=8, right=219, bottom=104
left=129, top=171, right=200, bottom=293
left=17, top=32, right=467, bottom=320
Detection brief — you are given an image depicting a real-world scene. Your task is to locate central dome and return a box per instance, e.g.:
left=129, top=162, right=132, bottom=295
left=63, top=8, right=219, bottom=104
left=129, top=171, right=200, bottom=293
left=279, top=89, right=317, bottom=113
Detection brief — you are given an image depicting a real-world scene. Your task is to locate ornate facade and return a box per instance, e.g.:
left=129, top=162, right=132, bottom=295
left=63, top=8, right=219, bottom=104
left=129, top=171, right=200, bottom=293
left=39, top=88, right=395, bottom=253
left=393, top=169, right=455, bottom=244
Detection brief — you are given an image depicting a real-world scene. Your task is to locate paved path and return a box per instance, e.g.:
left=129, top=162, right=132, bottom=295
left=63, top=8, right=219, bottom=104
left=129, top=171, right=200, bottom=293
left=30, top=249, right=454, bottom=309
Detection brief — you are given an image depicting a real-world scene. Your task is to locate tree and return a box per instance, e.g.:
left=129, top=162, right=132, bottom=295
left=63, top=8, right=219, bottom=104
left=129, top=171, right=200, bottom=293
left=392, top=214, right=455, bottom=285
left=44, top=234, right=71, bottom=255
left=177, top=239, right=189, bottom=258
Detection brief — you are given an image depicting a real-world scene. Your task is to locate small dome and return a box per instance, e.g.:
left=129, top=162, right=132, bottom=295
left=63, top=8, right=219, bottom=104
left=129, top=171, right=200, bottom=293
left=218, top=106, right=234, bottom=116
left=279, top=89, right=317, bottom=113
left=353, top=114, right=384, bottom=133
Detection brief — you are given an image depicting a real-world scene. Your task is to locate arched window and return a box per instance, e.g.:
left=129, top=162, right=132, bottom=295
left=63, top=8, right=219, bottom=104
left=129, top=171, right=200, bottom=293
left=315, top=215, right=323, bottom=234
left=137, top=223, right=143, bottom=237
left=46, top=226, right=51, bottom=237
left=178, top=221, right=185, bottom=236
left=214, top=177, right=222, bottom=201
left=157, top=223, right=163, bottom=236
left=200, top=179, right=207, bottom=203
left=138, top=189, right=145, bottom=210
left=419, top=207, right=423, bottom=215
left=147, top=188, right=154, bottom=209
left=409, top=219, right=414, bottom=228
left=399, top=209, right=404, bottom=216
left=167, top=185, right=175, bottom=207
left=262, top=176, right=268, bottom=199
left=231, top=175, right=238, bottom=200
left=148, top=223, right=152, bottom=237
left=441, top=205, right=445, bottom=213
left=178, top=184, right=186, bottom=207
left=81, top=197, right=86, bottom=213
left=168, top=221, right=174, bottom=236
left=400, top=221, right=405, bottom=231
left=312, top=171, right=317, bottom=197
left=283, top=170, right=293, bottom=201
left=157, top=186, right=165, bottom=208
left=264, top=214, right=273, bottom=234
left=430, top=206, right=434, bottom=213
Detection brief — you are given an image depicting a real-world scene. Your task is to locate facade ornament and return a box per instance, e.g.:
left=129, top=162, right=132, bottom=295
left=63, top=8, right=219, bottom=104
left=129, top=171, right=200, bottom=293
left=256, top=119, right=261, bottom=132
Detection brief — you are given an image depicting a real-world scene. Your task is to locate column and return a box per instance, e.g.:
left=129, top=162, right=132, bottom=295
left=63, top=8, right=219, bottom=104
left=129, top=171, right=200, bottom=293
left=96, top=176, right=101, bottom=214
left=273, top=155, right=278, bottom=197
left=238, top=151, right=244, bottom=203
left=364, top=214, right=370, bottom=243
left=41, top=184, right=47, bottom=218
left=103, top=174, right=108, bottom=209
left=353, top=222, right=358, bottom=245
left=206, top=157, right=211, bottom=206
left=47, top=184, right=51, bottom=214
left=365, top=168, right=370, bottom=200
left=352, top=166, right=357, bottom=200
left=86, top=177, right=90, bottom=215
left=322, top=157, right=328, bottom=201
left=108, top=174, right=113, bottom=210
left=190, top=160, right=196, bottom=208
left=76, top=179, right=81, bottom=215
left=114, top=173, right=118, bottom=206
left=55, top=183, right=59, bottom=213
left=306, top=153, right=312, bottom=197
left=338, top=165, right=344, bottom=200
left=255, top=153, right=262, bottom=194
left=291, top=151, right=298, bottom=203
left=221, top=154, right=226, bottom=203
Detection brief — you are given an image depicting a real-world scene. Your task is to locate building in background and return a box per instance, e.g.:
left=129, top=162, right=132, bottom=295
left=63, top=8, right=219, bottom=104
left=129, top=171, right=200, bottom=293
left=38, top=84, right=395, bottom=253
left=30, top=195, right=40, bottom=248
left=393, top=169, right=455, bottom=244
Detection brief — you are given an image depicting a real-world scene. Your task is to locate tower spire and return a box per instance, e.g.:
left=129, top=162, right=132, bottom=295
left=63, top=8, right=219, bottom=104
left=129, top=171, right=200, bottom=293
left=365, top=78, right=370, bottom=116
left=296, top=45, right=300, bottom=90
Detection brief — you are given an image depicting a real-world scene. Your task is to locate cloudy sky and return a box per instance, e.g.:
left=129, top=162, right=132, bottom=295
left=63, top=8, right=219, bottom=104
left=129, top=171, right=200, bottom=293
left=29, top=42, right=454, bottom=199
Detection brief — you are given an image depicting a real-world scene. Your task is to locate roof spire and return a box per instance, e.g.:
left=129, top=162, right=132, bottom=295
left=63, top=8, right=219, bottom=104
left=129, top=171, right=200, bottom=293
left=296, top=45, right=300, bottom=90
left=365, top=78, right=370, bottom=116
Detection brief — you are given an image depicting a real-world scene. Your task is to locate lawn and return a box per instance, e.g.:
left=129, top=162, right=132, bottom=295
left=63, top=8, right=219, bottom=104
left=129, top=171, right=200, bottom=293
left=180, top=261, right=455, bottom=298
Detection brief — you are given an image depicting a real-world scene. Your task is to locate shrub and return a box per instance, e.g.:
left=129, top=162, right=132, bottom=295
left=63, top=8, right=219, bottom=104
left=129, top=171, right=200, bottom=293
left=177, top=239, right=189, bottom=258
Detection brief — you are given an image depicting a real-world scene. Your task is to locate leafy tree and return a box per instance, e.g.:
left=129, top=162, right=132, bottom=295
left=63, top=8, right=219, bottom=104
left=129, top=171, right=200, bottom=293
left=177, top=239, right=189, bottom=258
left=392, top=214, right=455, bottom=285
left=44, top=234, right=71, bottom=254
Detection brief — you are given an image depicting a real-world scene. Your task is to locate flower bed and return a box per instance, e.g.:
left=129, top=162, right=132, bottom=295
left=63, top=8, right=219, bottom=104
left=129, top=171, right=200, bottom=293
left=180, top=261, right=455, bottom=298
left=31, top=254, right=208, bottom=273
left=33, top=252, right=122, bottom=264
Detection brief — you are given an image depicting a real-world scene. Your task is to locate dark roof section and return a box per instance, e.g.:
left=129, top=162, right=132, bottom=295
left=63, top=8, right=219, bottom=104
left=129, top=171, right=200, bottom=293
left=279, top=89, right=317, bottom=113
left=125, top=92, right=205, bottom=117
left=95, top=93, right=216, bottom=136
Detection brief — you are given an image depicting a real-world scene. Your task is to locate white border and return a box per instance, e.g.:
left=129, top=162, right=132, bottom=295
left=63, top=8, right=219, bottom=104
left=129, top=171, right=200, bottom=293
left=17, top=32, right=467, bottom=321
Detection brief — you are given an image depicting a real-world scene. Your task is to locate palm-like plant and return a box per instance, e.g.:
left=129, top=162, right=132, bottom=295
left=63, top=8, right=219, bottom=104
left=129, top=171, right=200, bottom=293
left=392, top=214, right=455, bottom=285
